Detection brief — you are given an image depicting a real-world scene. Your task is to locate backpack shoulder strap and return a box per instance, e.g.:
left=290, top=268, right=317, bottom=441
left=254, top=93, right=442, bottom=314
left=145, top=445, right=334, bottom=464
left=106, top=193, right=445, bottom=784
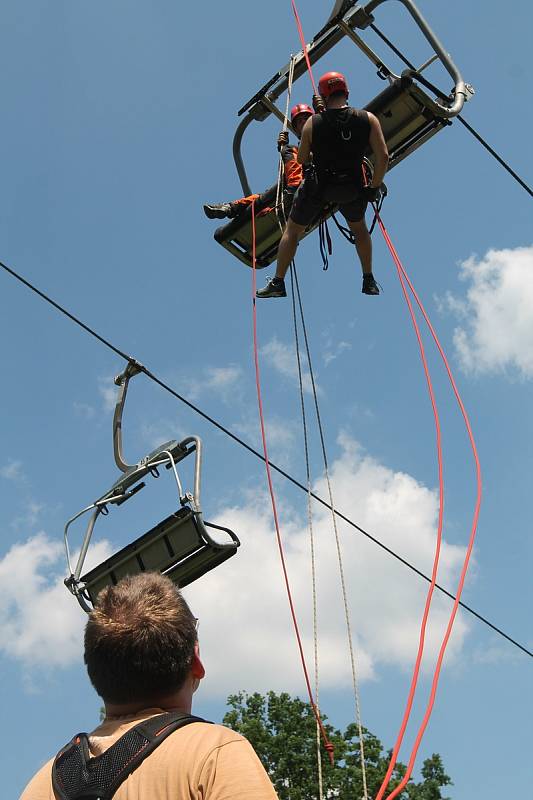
left=52, top=711, right=209, bottom=800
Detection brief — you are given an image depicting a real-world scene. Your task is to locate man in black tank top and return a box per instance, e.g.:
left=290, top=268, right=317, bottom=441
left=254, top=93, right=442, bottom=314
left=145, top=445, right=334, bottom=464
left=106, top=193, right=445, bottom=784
left=257, top=71, right=388, bottom=299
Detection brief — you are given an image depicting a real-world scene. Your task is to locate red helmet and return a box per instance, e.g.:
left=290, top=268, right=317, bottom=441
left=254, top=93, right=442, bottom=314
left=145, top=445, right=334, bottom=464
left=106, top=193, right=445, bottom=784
left=318, top=71, right=349, bottom=99
left=290, top=103, right=313, bottom=124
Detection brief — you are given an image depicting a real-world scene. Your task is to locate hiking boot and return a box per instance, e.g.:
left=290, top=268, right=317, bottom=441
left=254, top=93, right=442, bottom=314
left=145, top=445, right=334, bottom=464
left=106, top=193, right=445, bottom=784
left=362, top=273, right=380, bottom=296
left=256, top=276, right=287, bottom=299
left=203, top=202, right=235, bottom=219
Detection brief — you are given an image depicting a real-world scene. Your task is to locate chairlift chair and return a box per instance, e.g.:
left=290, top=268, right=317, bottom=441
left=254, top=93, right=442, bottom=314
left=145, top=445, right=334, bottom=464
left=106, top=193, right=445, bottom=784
left=64, top=361, right=240, bottom=612
left=214, top=0, right=473, bottom=269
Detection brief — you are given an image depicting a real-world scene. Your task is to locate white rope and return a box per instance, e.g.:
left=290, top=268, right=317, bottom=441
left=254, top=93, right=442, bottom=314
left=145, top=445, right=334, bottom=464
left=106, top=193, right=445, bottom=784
left=283, top=60, right=323, bottom=800
left=291, top=266, right=369, bottom=800
left=289, top=263, right=324, bottom=800
left=277, top=57, right=369, bottom=791
left=275, top=55, right=296, bottom=226
left=310, top=478, right=324, bottom=800
left=323, top=469, right=369, bottom=800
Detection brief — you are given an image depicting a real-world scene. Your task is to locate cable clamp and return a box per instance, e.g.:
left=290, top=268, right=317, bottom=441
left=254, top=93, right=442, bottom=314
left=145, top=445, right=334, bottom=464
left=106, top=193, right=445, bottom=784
left=464, top=83, right=476, bottom=101
left=114, top=358, right=144, bottom=387
left=181, top=491, right=194, bottom=507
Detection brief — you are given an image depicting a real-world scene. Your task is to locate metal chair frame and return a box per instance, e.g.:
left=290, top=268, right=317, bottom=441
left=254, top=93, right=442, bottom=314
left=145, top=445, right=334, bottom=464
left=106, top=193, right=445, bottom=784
left=64, top=362, right=239, bottom=611
left=233, top=0, right=471, bottom=196
left=214, top=1, right=473, bottom=268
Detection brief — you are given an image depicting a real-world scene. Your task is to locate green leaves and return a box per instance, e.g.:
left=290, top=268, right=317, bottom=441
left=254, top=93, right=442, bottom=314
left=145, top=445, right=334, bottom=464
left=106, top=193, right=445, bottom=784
left=223, top=691, right=452, bottom=800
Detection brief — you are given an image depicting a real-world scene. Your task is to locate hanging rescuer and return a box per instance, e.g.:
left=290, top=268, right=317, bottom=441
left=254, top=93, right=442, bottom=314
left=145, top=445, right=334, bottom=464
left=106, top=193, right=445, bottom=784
left=256, top=71, right=389, bottom=298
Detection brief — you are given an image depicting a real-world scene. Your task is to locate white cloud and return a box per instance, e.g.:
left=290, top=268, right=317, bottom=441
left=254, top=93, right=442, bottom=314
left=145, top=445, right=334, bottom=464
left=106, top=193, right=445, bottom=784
left=183, top=364, right=243, bottom=404
left=321, top=325, right=353, bottom=367
left=0, top=533, right=112, bottom=669
left=323, top=340, right=351, bottom=367
left=73, top=401, right=96, bottom=420
left=469, top=641, right=524, bottom=667
left=206, top=366, right=243, bottom=392
left=185, top=435, right=471, bottom=698
left=234, top=414, right=299, bottom=470
left=260, top=337, right=319, bottom=396
left=11, top=500, right=44, bottom=530
left=140, top=418, right=186, bottom=451
left=443, top=245, right=533, bottom=377
left=98, top=376, right=117, bottom=412
left=0, top=439, right=473, bottom=701
left=1, top=460, right=25, bottom=482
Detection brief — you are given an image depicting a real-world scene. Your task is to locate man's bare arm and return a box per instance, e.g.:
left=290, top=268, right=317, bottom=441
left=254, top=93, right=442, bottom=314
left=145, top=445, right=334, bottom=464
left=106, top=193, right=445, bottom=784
left=297, top=117, right=313, bottom=164
left=368, top=112, right=389, bottom=187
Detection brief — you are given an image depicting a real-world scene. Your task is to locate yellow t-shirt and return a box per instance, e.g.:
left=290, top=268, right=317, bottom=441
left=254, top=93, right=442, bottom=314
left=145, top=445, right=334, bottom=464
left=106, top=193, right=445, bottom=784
left=20, top=708, right=279, bottom=800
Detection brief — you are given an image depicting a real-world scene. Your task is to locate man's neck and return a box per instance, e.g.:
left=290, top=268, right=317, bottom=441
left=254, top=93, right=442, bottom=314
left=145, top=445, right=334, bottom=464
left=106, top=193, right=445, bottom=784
left=105, top=689, right=193, bottom=719
left=327, top=98, right=348, bottom=110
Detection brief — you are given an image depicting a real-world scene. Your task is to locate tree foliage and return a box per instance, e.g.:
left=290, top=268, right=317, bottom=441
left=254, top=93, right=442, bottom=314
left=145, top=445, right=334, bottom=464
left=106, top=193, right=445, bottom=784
left=223, top=691, right=452, bottom=800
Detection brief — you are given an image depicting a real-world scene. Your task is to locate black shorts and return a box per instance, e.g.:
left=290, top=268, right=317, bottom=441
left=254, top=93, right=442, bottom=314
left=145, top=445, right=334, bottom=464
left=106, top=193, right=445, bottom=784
left=290, top=176, right=367, bottom=226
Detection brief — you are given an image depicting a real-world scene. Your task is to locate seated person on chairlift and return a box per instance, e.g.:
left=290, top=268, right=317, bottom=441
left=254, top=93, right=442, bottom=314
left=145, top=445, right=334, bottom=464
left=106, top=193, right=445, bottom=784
left=203, top=103, right=313, bottom=221
left=256, top=71, right=389, bottom=298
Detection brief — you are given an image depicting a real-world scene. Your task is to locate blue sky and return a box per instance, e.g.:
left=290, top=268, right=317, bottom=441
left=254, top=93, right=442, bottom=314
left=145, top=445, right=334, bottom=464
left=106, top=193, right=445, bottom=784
left=1, top=1, right=531, bottom=797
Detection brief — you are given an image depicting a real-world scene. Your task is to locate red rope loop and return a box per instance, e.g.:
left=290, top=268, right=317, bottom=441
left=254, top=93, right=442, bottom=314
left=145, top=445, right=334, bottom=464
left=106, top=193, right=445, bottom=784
left=373, top=208, right=482, bottom=800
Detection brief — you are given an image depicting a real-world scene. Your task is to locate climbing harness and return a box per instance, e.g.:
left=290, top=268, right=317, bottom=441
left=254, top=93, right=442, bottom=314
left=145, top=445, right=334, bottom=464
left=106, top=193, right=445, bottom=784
left=317, top=159, right=382, bottom=270
left=52, top=711, right=208, bottom=800
left=63, top=361, right=239, bottom=612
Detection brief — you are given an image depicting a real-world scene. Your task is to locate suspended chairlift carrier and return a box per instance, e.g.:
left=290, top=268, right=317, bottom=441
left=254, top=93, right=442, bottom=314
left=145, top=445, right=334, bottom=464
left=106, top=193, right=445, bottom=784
left=214, top=0, right=474, bottom=268
left=64, top=361, right=240, bottom=612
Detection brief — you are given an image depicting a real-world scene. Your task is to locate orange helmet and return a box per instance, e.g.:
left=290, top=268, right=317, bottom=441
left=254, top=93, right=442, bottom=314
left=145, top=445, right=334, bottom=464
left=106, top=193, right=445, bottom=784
left=318, top=71, right=349, bottom=99
left=290, top=103, right=313, bottom=124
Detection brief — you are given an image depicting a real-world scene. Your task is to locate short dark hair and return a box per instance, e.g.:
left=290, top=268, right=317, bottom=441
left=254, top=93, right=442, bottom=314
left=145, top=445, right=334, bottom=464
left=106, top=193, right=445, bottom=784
left=84, top=572, right=197, bottom=704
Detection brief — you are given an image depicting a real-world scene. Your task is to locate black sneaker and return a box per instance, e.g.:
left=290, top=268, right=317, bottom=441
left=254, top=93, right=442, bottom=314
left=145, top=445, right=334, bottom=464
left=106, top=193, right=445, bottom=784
left=362, top=273, right=380, bottom=295
left=203, top=203, right=234, bottom=219
left=256, top=277, right=287, bottom=298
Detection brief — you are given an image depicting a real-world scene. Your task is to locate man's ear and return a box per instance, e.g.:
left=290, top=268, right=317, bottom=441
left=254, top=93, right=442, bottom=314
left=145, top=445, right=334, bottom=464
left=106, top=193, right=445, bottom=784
left=191, top=642, right=205, bottom=679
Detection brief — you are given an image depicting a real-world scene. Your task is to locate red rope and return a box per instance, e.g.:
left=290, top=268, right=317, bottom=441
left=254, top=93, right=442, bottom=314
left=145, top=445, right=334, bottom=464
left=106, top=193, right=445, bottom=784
left=373, top=211, right=482, bottom=799
left=290, top=0, right=318, bottom=94
left=373, top=218, right=445, bottom=800
left=250, top=201, right=334, bottom=765
left=361, top=186, right=451, bottom=796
